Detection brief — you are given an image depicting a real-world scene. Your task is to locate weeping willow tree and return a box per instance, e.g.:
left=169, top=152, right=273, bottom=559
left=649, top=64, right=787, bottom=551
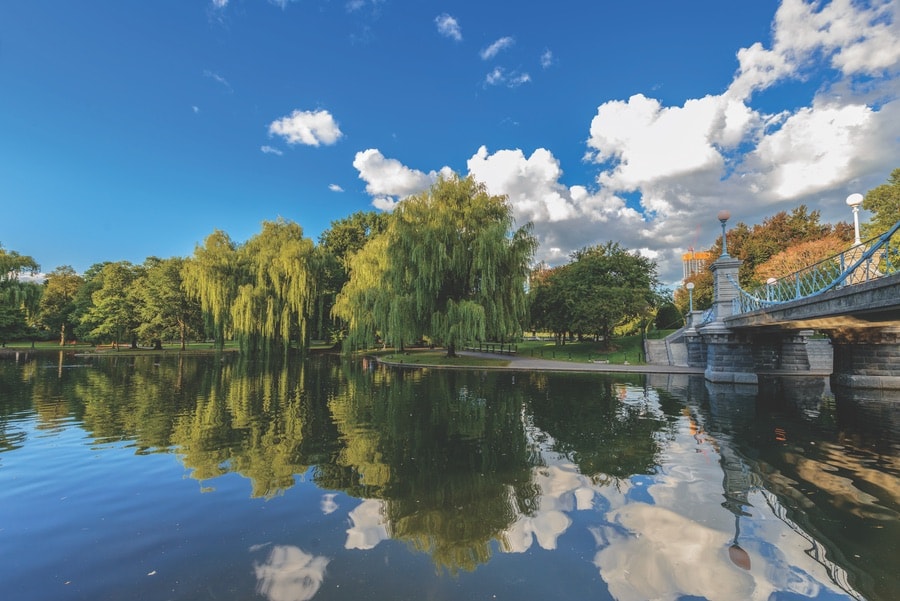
left=335, top=174, right=536, bottom=357
left=0, top=245, right=41, bottom=343
left=183, top=230, right=242, bottom=349
left=184, top=220, right=317, bottom=354
left=332, top=233, right=421, bottom=352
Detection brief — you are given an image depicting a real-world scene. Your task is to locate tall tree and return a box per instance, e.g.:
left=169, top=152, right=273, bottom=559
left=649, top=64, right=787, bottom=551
left=561, top=242, right=658, bottom=343
left=234, top=219, right=317, bottom=354
left=184, top=220, right=317, bottom=354
left=38, top=265, right=83, bottom=345
left=335, top=175, right=537, bottom=357
left=71, top=263, right=110, bottom=343
left=183, top=230, right=241, bottom=349
left=131, top=257, right=203, bottom=350
left=315, top=211, right=389, bottom=343
left=86, top=261, right=140, bottom=349
left=0, top=245, right=41, bottom=344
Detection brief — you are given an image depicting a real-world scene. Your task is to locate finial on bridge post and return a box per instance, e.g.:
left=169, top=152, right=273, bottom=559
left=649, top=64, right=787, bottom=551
left=718, top=210, right=731, bottom=257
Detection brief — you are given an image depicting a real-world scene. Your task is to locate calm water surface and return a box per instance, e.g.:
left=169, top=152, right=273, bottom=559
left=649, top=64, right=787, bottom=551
left=0, top=352, right=897, bottom=601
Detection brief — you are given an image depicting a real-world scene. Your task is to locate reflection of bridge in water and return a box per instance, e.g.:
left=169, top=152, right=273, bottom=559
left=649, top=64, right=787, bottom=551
left=663, top=216, right=900, bottom=390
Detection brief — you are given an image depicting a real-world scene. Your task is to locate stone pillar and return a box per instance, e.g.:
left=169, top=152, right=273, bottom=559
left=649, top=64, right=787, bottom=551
left=702, top=330, right=758, bottom=384
left=829, top=327, right=900, bottom=389
left=700, top=252, right=758, bottom=383
left=710, top=254, right=742, bottom=322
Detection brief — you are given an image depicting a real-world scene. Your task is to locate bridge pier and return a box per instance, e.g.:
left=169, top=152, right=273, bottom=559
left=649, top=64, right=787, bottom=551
left=828, top=327, right=900, bottom=390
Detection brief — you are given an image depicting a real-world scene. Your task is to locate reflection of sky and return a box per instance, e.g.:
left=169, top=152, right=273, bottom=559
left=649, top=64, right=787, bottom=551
left=345, top=498, right=389, bottom=550
left=253, top=545, right=329, bottom=601
left=334, top=383, right=863, bottom=599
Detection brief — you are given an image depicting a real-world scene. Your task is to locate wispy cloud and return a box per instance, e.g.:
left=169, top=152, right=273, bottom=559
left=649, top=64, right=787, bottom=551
left=261, top=145, right=283, bottom=156
left=203, top=69, right=232, bottom=92
left=435, top=13, right=462, bottom=41
left=268, top=109, right=343, bottom=147
left=192, top=105, right=200, bottom=114
left=480, top=36, right=515, bottom=60
left=210, top=0, right=228, bottom=8
left=541, top=49, right=554, bottom=69
left=329, top=184, right=344, bottom=192
left=485, top=67, right=531, bottom=88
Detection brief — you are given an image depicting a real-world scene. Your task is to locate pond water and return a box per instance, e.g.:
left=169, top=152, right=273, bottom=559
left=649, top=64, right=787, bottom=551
left=0, top=352, right=897, bottom=601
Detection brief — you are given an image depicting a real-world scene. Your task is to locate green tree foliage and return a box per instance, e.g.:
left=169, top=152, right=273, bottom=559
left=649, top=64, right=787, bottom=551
left=528, top=243, right=659, bottom=344
left=335, top=175, right=537, bottom=357
left=0, top=245, right=41, bottom=344
left=315, top=211, right=389, bottom=343
left=71, top=263, right=110, bottom=343
left=86, top=261, right=140, bottom=349
left=38, top=265, right=83, bottom=345
left=132, top=257, right=204, bottom=350
left=861, top=167, right=900, bottom=241
left=185, top=219, right=317, bottom=354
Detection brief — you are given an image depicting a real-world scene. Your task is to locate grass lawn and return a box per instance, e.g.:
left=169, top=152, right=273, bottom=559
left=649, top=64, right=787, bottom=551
left=515, top=333, right=666, bottom=364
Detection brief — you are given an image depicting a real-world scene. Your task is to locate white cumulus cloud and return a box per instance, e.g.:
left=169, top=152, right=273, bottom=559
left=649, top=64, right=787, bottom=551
left=328, top=184, right=344, bottom=192
left=352, top=149, right=452, bottom=211
left=435, top=13, right=462, bottom=41
left=260, top=145, right=283, bottom=156
left=268, top=109, right=343, bottom=147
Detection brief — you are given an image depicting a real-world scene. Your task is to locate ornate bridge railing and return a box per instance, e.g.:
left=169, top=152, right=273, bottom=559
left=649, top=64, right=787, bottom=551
left=729, top=219, right=900, bottom=315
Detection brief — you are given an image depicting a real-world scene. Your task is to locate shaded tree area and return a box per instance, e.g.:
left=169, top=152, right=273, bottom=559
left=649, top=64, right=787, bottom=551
left=334, top=175, right=537, bottom=357
left=527, top=242, right=659, bottom=345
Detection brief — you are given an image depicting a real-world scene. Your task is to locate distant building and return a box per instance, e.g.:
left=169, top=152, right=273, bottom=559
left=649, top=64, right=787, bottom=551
left=682, top=250, right=712, bottom=280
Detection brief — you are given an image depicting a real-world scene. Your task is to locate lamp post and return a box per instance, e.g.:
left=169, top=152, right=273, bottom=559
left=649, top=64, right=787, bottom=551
left=766, top=277, right=777, bottom=303
left=686, top=282, right=695, bottom=313
left=718, top=210, right=731, bottom=256
left=846, top=193, right=863, bottom=246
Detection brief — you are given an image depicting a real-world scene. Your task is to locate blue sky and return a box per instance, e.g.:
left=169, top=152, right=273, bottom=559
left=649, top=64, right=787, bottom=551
left=2, top=0, right=899, bottom=284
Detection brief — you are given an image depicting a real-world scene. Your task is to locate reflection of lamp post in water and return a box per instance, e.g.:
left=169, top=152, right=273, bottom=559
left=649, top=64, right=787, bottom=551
left=719, top=444, right=755, bottom=571
left=846, top=193, right=863, bottom=246
left=686, top=282, right=695, bottom=312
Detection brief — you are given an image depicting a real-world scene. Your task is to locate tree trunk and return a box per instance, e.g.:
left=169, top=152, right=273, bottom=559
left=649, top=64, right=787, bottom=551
left=179, top=320, right=187, bottom=350
left=446, top=342, right=457, bottom=358
left=59, top=322, right=67, bottom=346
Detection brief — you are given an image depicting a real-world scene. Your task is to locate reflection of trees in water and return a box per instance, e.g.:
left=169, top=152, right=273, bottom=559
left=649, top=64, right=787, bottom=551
left=523, top=372, right=680, bottom=481
left=19, top=354, right=345, bottom=499
left=321, top=364, right=537, bottom=573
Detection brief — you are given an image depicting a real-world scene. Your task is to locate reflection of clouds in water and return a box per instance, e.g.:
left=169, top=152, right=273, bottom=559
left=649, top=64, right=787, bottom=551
left=586, top=410, right=852, bottom=601
left=345, top=499, right=389, bottom=550
left=254, top=546, right=329, bottom=601
left=501, top=461, right=595, bottom=552
left=321, top=493, right=338, bottom=515
left=593, top=503, right=761, bottom=601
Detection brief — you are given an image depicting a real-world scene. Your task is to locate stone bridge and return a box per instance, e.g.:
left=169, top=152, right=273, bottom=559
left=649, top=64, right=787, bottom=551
left=669, top=218, right=900, bottom=390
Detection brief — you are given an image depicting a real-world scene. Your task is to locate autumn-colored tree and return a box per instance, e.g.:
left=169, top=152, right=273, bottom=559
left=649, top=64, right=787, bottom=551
left=754, top=235, right=849, bottom=281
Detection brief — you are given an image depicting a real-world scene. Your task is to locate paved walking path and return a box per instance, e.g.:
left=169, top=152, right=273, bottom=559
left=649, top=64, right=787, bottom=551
left=413, top=350, right=705, bottom=374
